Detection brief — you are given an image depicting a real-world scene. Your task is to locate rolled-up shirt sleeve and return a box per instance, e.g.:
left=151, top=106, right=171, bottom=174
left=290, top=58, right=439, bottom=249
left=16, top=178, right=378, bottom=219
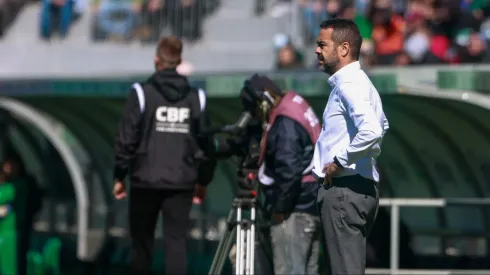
left=335, top=82, right=383, bottom=167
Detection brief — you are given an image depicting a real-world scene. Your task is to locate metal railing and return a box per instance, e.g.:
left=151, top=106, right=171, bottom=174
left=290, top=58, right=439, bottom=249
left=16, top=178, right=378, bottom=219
left=32, top=197, right=490, bottom=274
left=89, top=0, right=219, bottom=43
left=366, top=198, right=490, bottom=275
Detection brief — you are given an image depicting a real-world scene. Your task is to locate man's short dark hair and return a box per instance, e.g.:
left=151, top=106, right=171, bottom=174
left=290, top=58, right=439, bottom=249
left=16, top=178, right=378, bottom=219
left=156, top=36, right=183, bottom=68
left=320, top=19, right=362, bottom=60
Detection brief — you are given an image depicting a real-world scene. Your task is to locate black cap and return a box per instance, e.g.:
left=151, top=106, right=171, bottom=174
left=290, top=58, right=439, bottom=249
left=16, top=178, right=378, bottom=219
left=240, top=74, right=283, bottom=112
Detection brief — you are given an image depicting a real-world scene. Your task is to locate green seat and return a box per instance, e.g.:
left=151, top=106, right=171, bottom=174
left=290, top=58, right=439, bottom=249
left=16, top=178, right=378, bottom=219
left=27, top=251, right=44, bottom=275
left=42, top=238, right=62, bottom=275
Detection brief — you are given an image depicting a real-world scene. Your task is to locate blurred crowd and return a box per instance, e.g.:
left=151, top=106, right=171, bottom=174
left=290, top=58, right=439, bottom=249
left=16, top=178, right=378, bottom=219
left=37, top=0, right=218, bottom=42
left=4, top=0, right=490, bottom=68
left=90, top=0, right=214, bottom=43
left=289, top=0, right=490, bottom=68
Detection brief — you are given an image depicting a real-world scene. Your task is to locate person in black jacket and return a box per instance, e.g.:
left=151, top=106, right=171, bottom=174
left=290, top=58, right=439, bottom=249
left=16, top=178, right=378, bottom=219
left=112, top=36, right=216, bottom=275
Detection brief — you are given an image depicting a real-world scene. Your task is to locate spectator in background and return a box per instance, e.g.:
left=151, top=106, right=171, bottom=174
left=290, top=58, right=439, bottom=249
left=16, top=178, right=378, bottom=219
left=0, top=170, right=16, bottom=275
left=339, top=1, right=372, bottom=40
left=403, top=11, right=431, bottom=64
left=300, top=0, right=329, bottom=44
left=153, top=0, right=203, bottom=42
left=356, top=0, right=370, bottom=17
left=1, top=155, right=43, bottom=275
left=298, top=0, right=490, bottom=67
left=274, top=33, right=305, bottom=70
left=393, top=51, right=413, bottom=65
left=277, top=45, right=304, bottom=69
left=369, top=0, right=405, bottom=64
left=338, top=0, right=376, bottom=66
left=134, top=0, right=206, bottom=43
left=428, top=0, right=481, bottom=40
left=40, top=0, right=74, bottom=40
left=177, top=0, right=203, bottom=42
left=426, top=34, right=459, bottom=63
left=137, top=0, right=164, bottom=43
left=480, top=17, right=490, bottom=41
left=334, top=1, right=376, bottom=66
left=461, top=0, right=486, bottom=19
left=90, top=0, right=141, bottom=42
left=458, top=31, right=490, bottom=63
left=424, top=0, right=483, bottom=64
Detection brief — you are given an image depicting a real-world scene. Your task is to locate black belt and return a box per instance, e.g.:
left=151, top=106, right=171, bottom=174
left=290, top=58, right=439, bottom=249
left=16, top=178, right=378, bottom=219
left=317, top=174, right=377, bottom=187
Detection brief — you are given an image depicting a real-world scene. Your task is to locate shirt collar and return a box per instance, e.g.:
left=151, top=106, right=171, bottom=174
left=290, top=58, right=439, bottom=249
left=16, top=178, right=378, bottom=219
left=327, top=61, right=361, bottom=87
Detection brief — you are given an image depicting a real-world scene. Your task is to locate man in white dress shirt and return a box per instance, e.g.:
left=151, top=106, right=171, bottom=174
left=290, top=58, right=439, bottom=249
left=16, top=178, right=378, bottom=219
left=312, top=18, right=390, bottom=275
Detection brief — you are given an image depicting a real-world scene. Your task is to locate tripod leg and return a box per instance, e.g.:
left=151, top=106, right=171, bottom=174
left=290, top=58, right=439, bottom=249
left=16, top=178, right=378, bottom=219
left=209, top=206, right=237, bottom=275
left=250, top=206, right=256, bottom=275
left=219, top=226, right=237, bottom=273
left=245, top=223, right=252, bottom=275
left=209, top=226, right=237, bottom=275
left=236, top=207, right=243, bottom=275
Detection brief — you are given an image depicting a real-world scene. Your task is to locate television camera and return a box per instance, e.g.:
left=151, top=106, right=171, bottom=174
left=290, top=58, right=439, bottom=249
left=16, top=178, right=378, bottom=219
left=203, top=111, right=266, bottom=275
left=205, top=79, right=277, bottom=275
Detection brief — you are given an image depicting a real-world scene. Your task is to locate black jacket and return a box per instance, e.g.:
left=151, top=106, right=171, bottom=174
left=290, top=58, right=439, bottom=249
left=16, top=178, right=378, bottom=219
left=219, top=116, right=318, bottom=215
left=113, top=69, right=216, bottom=190
left=261, top=116, right=318, bottom=215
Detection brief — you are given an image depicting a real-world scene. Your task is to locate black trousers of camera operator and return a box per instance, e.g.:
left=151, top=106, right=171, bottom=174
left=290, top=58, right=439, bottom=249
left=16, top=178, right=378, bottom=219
left=129, top=186, right=194, bottom=275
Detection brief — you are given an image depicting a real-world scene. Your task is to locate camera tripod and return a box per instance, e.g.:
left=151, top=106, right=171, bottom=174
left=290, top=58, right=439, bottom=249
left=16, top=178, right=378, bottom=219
left=208, top=189, right=272, bottom=275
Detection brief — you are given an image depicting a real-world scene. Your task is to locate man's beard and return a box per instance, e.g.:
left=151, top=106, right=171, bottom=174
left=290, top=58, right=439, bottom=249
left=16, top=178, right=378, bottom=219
left=321, top=55, right=340, bottom=75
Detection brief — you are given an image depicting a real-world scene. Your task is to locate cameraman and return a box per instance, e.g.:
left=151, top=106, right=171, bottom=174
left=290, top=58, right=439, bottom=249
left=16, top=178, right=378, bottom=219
left=112, top=36, right=216, bottom=275
left=235, top=75, right=322, bottom=275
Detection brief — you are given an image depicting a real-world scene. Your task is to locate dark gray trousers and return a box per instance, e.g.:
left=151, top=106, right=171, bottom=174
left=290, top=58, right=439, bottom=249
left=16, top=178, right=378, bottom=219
left=316, top=175, right=379, bottom=275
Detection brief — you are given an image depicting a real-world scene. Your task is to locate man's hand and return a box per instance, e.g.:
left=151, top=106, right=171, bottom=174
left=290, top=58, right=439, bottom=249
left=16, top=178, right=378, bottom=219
left=272, top=212, right=289, bottom=223
left=323, top=162, right=343, bottom=186
left=193, top=184, right=207, bottom=205
left=113, top=181, right=127, bottom=200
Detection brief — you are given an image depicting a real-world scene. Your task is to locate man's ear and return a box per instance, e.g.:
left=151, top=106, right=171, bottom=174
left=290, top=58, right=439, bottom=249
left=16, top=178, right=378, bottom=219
left=340, top=42, right=350, bottom=58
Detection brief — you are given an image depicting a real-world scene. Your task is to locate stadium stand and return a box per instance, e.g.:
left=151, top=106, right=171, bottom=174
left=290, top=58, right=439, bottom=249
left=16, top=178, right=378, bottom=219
left=297, top=0, right=490, bottom=68
left=0, top=0, right=297, bottom=76
left=2, top=0, right=490, bottom=75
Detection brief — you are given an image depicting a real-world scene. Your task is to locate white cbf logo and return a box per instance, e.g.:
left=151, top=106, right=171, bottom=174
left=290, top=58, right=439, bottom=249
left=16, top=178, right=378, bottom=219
left=156, top=107, right=190, bottom=123
left=155, top=106, right=191, bottom=134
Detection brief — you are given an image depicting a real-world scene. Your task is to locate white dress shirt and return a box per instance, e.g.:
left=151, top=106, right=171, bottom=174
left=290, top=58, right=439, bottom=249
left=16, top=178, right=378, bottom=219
left=312, top=61, right=389, bottom=182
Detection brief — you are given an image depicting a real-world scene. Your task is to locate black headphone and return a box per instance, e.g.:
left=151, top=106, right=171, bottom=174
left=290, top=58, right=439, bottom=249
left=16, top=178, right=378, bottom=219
left=240, top=74, right=281, bottom=113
